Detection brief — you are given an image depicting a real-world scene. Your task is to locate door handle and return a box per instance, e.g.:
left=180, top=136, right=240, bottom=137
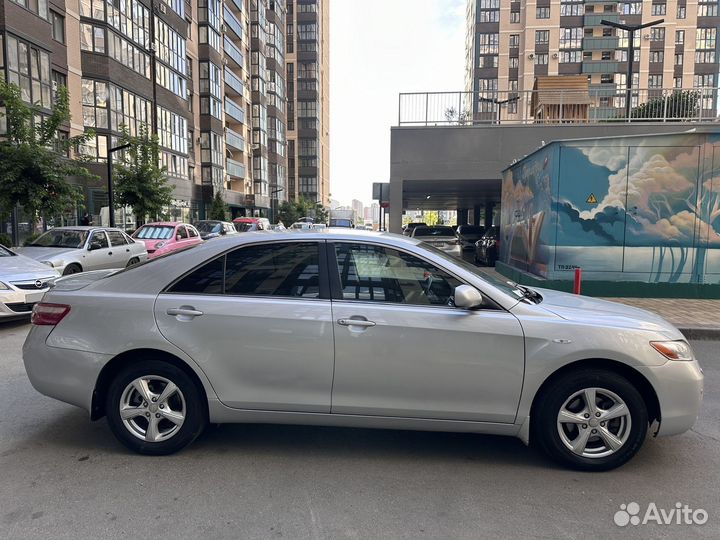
left=337, top=318, right=376, bottom=328
left=167, top=307, right=204, bottom=318
left=108, top=251, right=113, bottom=255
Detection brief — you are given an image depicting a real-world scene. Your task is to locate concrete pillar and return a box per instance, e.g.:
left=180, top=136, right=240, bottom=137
left=484, top=202, right=495, bottom=228
left=457, top=208, right=468, bottom=226
left=473, top=205, right=482, bottom=226
left=389, top=177, right=403, bottom=233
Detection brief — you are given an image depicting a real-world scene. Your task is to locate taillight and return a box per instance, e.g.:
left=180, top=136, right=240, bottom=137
left=31, top=303, right=71, bottom=325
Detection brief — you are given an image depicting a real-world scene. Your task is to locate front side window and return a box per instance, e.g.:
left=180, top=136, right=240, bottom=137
left=333, top=243, right=461, bottom=307
left=90, top=231, right=109, bottom=249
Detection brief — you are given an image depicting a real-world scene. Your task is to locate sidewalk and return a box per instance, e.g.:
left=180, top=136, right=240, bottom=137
left=473, top=265, right=720, bottom=339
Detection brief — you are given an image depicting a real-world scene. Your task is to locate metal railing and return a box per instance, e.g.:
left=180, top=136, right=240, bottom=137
left=398, top=87, right=720, bottom=126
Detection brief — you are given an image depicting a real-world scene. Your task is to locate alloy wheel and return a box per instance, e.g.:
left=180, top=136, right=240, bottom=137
left=556, top=387, right=632, bottom=459
left=119, top=375, right=186, bottom=442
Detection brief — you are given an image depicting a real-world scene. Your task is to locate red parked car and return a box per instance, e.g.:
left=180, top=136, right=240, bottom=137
left=131, top=222, right=203, bottom=259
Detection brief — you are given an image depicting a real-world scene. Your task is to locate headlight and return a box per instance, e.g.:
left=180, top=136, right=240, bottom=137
left=650, top=340, right=695, bottom=362
left=41, top=260, right=63, bottom=268
left=0, top=281, right=9, bottom=290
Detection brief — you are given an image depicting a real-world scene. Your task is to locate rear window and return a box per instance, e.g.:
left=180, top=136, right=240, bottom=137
left=413, top=227, right=455, bottom=237
left=458, top=226, right=485, bottom=235
left=133, top=225, right=175, bottom=240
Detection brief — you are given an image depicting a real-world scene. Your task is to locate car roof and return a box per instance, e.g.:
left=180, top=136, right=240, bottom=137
left=44, top=226, right=123, bottom=232
left=140, top=222, right=185, bottom=227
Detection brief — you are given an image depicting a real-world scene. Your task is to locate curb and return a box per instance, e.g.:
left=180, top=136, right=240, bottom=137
left=679, top=328, right=720, bottom=341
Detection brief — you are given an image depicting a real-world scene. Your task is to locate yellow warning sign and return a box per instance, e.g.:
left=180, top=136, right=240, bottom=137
left=586, top=193, right=598, bottom=204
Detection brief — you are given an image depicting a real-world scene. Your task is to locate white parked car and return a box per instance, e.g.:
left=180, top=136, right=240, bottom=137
left=15, top=227, right=148, bottom=275
left=0, top=244, right=59, bottom=318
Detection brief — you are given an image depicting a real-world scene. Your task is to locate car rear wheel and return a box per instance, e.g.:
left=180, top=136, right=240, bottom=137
left=532, top=369, right=648, bottom=471
left=63, top=263, right=82, bottom=275
left=105, top=360, right=207, bottom=455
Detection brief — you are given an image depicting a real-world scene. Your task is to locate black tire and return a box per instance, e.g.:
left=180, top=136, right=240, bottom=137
left=63, top=263, right=82, bottom=275
left=126, top=257, right=140, bottom=268
left=105, top=359, right=207, bottom=455
left=531, top=369, right=648, bottom=471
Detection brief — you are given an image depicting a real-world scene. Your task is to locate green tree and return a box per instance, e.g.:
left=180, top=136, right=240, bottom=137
left=277, top=200, right=301, bottom=226
left=113, top=124, right=173, bottom=228
left=0, top=82, right=92, bottom=225
left=209, top=191, right=229, bottom=220
left=277, top=197, right=328, bottom=225
left=627, top=90, right=700, bottom=121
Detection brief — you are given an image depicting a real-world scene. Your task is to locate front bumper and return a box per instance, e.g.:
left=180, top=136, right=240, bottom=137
left=637, top=359, right=704, bottom=436
left=0, top=288, right=51, bottom=318
left=23, top=325, right=112, bottom=413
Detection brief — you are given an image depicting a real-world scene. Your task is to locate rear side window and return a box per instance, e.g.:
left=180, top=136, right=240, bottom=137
left=177, top=226, right=188, bottom=239
left=168, top=242, right=320, bottom=298
left=107, top=230, right=128, bottom=246
left=187, top=226, right=199, bottom=238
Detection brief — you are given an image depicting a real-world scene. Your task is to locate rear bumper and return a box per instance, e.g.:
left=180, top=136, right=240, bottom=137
left=637, top=360, right=704, bottom=436
left=23, top=325, right=112, bottom=413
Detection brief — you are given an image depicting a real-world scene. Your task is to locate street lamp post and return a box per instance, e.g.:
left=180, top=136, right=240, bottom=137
left=270, top=187, right=284, bottom=224
left=601, top=18, right=664, bottom=120
left=106, top=143, right=132, bottom=228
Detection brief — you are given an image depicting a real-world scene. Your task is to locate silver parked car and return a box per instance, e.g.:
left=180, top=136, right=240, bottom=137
left=15, top=227, right=148, bottom=275
left=411, top=225, right=461, bottom=256
left=23, top=230, right=703, bottom=470
left=0, top=245, right=59, bottom=318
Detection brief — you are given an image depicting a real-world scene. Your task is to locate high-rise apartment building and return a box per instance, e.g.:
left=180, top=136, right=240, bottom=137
left=0, top=0, right=309, bottom=238
left=285, top=0, right=329, bottom=205
left=465, top=0, right=719, bottom=121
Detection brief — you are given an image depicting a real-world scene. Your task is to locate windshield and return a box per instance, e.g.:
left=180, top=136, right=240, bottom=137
left=329, top=219, right=353, bottom=227
left=0, top=245, right=16, bottom=257
left=413, top=226, right=455, bottom=237
left=235, top=222, right=257, bottom=232
left=30, top=229, right=89, bottom=248
left=195, top=222, right=222, bottom=234
left=421, top=243, right=526, bottom=299
left=133, top=225, right=175, bottom=240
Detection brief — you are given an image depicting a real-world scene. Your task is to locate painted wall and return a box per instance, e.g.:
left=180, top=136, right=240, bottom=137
left=500, top=131, right=720, bottom=284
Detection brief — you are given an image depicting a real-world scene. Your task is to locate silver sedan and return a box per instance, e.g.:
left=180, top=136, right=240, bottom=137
left=22, top=230, right=703, bottom=470
left=15, top=227, right=148, bottom=275
left=0, top=245, right=59, bottom=318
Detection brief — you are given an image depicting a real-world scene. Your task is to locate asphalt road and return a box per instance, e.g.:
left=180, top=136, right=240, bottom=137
left=0, top=319, right=718, bottom=540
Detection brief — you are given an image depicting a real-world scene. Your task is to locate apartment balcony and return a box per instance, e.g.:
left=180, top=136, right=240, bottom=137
left=224, top=67, right=245, bottom=97
left=226, top=128, right=245, bottom=152
left=224, top=36, right=245, bottom=69
left=583, top=36, right=619, bottom=51
left=223, top=6, right=243, bottom=40
left=226, top=158, right=246, bottom=179
left=584, top=13, right=619, bottom=26
left=582, top=60, right=620, bottom=74
left=225, top=97, right=245, bottom=124
left=226, top=0, right=243, bottom=15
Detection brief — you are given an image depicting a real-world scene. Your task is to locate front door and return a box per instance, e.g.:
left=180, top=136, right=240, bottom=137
left=328, top=242, right=525, bottom=424
left=155, top=241, right=335, bottom=412
left=85, top=230, right=115, bottom=270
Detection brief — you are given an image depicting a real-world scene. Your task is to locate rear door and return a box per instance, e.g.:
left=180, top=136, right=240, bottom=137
left=155, top=240, right=335, bottom=412
left=107, top=230, right=132, bottom=267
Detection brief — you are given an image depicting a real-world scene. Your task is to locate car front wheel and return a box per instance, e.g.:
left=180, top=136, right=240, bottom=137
left=105, top=360, right=207, bottom=455
left=532, top=369, right=648, bottom=471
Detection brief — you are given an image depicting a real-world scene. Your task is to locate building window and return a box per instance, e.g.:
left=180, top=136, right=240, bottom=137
left=297, top=23, right=317, bottom=41
left=81, top=78, right=150, bottom=137
left=107, top=31, right=151, bottom=79
left=509, top=57, right=519, bottom=68
left=5, top=35, right=52, bottom=108
left=651, top=3, right=666, bottom=16
left=534, top=53, right=548, bottom=65
left=156, top=106, right=188, bottom=154
left=648, top=74, right=663, bottom=88
left=479, top=8, right=499, bottom=22
left=698, top=3, right=719, bottom=17
left=536, top=7, right=549, bottom=19
left=620, top=2, right=642, bottom=15
left=675, top=30, right=684, bottom=45
left=154, top=18, right=188, bottom=99
left=696, top=28, right=716, bottom=50
left=51, top=70, right=67, bottom=99
left=559, top=27, right=582, bottom=49
left=51, top=11, right=65, bottom=43
left=200, top=131, right=223, bottom=166
left=560, top=2, right=583, bottom=16
left=677, top=6, right=686, bottom=19
left=510, top=10, right=519, bottom=23
left=509, top=34, right=519, bottom=48
left=673, top=77, right=682, bottom=89
left=535, top=30, right=549, bottom=45
left=80, top=23, right=106, bottom=53
left=199, top=61, right=222, bottom=119
left=478, top=34, right=499, bottom=54
left=674, top=53, right=683, bottom=65
left=695, top=50, right=716, bottom=64
left=559, top=50, right=582, bottom=63
left=649, top=51, right=664, bottom=63
left=649, top=28, right=665, bottom=42
left=9, top=0, right=48, bottom=19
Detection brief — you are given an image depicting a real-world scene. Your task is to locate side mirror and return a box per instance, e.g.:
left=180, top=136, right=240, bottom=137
left=454, top=285, right=483, bottom=309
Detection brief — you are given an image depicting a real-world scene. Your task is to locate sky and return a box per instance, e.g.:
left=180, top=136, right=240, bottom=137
left=329, top=0, right=466, bottom=208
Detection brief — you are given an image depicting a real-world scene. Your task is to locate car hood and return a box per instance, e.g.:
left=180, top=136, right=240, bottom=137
left=0, top=254, right=60, bottom=281
left=14, top=246, right=80, bottom=261
left=531, top=287, right=681, bottom=336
